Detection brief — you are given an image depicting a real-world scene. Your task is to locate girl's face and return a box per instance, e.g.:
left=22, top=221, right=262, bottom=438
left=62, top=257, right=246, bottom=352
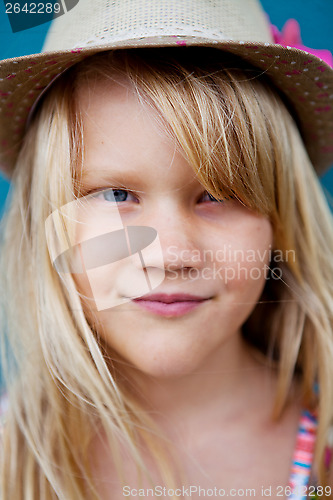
left=71, top=75, right=273, bottom=378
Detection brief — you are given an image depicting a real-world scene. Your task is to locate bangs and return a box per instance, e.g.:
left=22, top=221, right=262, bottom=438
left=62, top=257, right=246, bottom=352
left=71, top=47, right=296, bottom=225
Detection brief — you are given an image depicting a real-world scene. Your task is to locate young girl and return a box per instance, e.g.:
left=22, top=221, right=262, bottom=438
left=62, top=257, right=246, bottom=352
left=0, top=1, right=333, bottom=499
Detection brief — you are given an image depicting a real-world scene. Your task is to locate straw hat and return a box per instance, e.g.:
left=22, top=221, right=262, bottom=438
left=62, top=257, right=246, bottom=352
left=0, top=0, right=332, bottom=178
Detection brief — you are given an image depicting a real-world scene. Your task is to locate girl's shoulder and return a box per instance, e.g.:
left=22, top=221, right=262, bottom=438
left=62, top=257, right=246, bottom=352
left=324, top=426, right=333, bottom=492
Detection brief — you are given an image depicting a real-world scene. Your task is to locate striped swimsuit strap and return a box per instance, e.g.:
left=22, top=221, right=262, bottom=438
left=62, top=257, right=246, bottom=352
left=288, top=409, right=333, bottom=499
left=288, top=409, right=318, bottom=499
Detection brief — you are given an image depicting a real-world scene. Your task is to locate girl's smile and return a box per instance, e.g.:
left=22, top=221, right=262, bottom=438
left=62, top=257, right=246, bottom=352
left=73, top=75, right=273, bottom=378
left=131, top=292, right=213, bottom=317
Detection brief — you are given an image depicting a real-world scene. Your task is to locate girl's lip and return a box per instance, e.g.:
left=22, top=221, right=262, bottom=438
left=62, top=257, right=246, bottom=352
left=131, top=294, right=211, bottom=317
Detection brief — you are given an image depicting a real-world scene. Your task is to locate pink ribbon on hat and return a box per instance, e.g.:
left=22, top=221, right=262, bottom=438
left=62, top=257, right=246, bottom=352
left=270, top=18, right=333, bottom=68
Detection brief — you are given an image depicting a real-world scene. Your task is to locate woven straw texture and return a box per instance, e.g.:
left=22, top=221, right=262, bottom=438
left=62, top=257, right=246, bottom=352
left=43, top=0, right=273, bottom=51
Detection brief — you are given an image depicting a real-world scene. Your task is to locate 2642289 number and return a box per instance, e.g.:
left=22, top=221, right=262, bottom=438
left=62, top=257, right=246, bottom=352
left=5, top=3, right=61, bottom=14
left=276, top=485, right=332, bottom=496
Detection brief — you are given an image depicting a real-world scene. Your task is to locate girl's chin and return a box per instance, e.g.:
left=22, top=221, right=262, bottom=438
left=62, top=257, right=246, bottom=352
left=131, top=365, right=199, bottom=380
left=121, top=351, right=207, bottom=380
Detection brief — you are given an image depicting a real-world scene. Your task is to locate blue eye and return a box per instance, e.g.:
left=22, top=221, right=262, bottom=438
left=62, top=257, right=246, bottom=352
left=94, top=189, right=137, bottom=203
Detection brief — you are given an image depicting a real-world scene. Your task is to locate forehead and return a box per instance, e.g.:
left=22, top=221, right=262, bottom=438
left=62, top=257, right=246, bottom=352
left=76, top=74, right=167, bottom=158
left=76, top=73, right=140, bottom=131
left=75, top=73, right=199, bottom=190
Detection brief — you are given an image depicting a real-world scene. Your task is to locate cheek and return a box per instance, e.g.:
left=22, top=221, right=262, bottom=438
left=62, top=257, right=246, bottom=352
left=207, top=218, right=273, bottom=332
left=219, top=218, right=273, bottom=295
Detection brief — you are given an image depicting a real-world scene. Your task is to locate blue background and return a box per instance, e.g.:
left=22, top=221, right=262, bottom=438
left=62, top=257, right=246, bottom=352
left=0, top=0, right=332, bottom=211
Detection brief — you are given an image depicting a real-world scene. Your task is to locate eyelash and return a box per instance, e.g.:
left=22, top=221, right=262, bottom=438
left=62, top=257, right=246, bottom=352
left=200, top=192, right=221, bottom=203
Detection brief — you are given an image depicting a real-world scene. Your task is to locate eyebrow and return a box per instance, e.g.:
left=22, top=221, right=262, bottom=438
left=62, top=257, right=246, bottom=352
left=80, top=167, right=146, bottom=189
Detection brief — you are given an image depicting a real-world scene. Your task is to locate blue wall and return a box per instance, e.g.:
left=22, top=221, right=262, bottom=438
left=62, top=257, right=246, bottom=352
left=0, top=0, right=333, bottom=209
left=0, top=0, right=52, bottom=212
left=261, top=0, right=333, bottom=204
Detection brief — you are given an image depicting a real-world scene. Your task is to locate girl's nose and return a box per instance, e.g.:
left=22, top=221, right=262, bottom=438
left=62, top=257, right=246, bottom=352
left=135, top=204, right=204, bottom=273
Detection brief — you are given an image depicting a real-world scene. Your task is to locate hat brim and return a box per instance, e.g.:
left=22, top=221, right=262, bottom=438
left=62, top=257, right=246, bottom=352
left=0, top=36, right=332, bottom=177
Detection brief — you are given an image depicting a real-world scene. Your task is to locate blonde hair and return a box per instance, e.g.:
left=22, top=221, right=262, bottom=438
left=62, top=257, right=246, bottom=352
left=1, top=47, right=333, bottom=498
